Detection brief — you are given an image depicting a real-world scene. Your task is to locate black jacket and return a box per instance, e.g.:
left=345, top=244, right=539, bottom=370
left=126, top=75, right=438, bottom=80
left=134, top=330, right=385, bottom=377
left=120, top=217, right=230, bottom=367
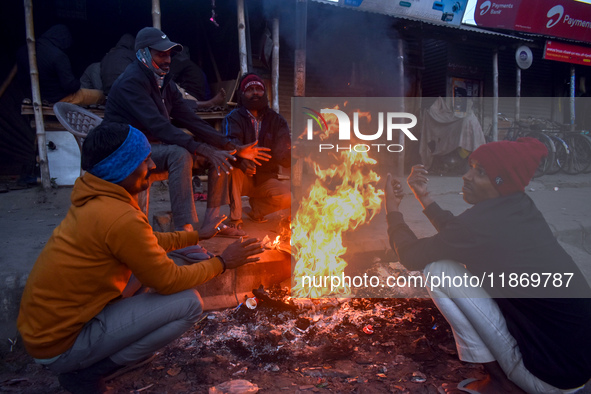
left=104, top=60, right=233, bottom=154
left=388, top=194, right=591, bottom=388
left=17, top=24, right=80, bottom=103
left=170, top=50, right=210, bottom=101
left=222, top=106, right=291, bottom=185
left=100, top=34, right=135, bottom=95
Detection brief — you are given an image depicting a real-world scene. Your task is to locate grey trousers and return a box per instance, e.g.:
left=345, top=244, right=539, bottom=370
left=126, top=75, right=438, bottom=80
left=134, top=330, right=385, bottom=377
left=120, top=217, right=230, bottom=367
left=151, top=143, right=206, bottom=230
left=44, top=289, right=203, bottom=373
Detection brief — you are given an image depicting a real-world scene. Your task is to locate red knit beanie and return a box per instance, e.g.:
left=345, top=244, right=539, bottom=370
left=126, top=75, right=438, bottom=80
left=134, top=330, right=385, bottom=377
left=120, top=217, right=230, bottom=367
left=240, top=74, right=265, bottom=93
left=469, top=137, right=548, bottom=196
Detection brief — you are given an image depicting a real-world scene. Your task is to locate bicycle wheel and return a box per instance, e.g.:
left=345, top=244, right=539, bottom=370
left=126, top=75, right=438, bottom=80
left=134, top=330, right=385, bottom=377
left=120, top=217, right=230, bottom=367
left=546, top=135, right=568, bottom=175
left=524, top=132, right=555, bottom=177
left=563, top=134, right=591, bottom=174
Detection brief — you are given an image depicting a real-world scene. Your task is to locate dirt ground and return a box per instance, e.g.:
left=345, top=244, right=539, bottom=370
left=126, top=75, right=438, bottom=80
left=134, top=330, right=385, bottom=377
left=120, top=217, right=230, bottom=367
left=0, top=179, right=487, bottom=394
left=3, top=177, right=589, bottom=394
left=1, top=292, right=488, bottom=394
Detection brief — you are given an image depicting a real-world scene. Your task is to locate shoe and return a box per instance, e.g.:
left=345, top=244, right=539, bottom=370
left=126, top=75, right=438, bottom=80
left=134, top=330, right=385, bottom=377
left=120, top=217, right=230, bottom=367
left=193, top=192, right=207, bottom=201
left=216, top=221, right=247, bottom=238
left=246, top=210, right=268, bottom=223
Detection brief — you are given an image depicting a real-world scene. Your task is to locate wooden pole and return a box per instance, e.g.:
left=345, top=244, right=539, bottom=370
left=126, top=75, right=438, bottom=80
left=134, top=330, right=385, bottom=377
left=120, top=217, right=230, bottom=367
left=492, top=48, right=499, bottom=142
left=570, top=65, right=576, bottom=132
left=152, top=0, right=161, bottom=29
left=516, top=66, right=521, bottom=122
left=294, top=0, right=307, bottom=97
left=237, top=0, right=248, bottom=75
left=272, top=18, right=280, bottom=113
left=24, top=0, right=50, bottom=189
left=396, top=38, right=405, bottom=177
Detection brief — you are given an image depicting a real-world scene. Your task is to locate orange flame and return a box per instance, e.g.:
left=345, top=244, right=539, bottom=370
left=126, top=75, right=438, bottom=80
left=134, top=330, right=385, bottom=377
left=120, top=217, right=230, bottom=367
left=291, top=145, right=383, bottom=298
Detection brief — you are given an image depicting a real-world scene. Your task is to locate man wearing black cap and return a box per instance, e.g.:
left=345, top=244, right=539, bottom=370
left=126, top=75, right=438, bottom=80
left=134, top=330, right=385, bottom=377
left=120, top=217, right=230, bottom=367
left=385, top=138, right=591, bottom=393
left=104, top=27, right=270, bottom=234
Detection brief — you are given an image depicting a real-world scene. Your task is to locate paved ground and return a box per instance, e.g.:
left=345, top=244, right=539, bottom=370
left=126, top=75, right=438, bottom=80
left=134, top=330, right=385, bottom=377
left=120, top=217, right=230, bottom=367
left=1, top=171, right=590, bottom=354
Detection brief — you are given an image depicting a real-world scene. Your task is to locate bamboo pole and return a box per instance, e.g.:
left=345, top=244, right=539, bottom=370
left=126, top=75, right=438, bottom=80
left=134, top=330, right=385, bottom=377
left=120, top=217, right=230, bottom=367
left=152, top=0, right=161, bottom=29
left=24, top=0, right=50, bottom=189
left=271, top=18, right=280, bottom=113
left=0, top=65, right=17, bottom=100
left=237, top=0, right=248, bottom=75
left=492, top=48, right=499, bottom=142
left=294, top=0, right=307, bottom=97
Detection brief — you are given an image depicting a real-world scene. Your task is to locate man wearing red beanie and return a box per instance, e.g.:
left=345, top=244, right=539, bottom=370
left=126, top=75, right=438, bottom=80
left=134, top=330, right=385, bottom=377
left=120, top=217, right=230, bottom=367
left=202, top=73, right=291, bottom=230
left=386, top=137, right=591, bottom=393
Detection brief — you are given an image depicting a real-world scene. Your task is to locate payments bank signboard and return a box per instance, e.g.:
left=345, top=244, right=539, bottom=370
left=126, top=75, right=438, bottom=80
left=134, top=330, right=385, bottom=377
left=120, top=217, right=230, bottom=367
left=318, top=0, right=469, bottom=26
left=473, top=0, right=591, bottom=44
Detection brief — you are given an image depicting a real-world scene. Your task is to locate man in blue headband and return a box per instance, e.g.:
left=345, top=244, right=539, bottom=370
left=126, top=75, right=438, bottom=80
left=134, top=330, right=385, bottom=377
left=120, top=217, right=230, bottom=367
left=105, top=27, right=271, bottom=235
left=17, top=122, right=264, bottom=394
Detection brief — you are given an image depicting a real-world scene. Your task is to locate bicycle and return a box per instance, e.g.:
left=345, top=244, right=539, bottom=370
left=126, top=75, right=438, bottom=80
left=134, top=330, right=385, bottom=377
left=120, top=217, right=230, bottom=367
left=529, top=120, right=591, bottom=175
left=486, top=116, right=555, bottom=178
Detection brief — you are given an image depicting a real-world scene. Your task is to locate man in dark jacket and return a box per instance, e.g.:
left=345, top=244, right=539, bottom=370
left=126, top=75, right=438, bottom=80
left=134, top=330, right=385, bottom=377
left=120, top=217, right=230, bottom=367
left=203, top=73, right=291, bottom=230
left=386, top=138, right=591, bottom=393
left=100, top=33, right=135, bottom=96
left=17, top=24, right=104, bottom=105
left=170, top=46, right=226, bottom=110
left=104, top=28, right=269, bottom=233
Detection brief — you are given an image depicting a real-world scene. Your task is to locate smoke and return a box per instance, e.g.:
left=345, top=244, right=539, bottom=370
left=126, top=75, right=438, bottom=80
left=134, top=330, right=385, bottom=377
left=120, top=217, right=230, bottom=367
left=297, top=2, right=408, bottom=97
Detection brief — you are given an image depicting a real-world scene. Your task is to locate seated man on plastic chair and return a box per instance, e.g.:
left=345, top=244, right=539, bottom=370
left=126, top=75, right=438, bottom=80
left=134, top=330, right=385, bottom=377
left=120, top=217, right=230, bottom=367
left=203, top=73, right=291, bottom=231
left=385, top=138, right=591, bottom=394
left=17, top=121, right=264, bottom=394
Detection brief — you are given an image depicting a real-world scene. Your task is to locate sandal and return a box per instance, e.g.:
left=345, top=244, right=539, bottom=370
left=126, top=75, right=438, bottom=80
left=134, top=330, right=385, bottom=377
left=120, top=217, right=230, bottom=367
left=216, top=221, right=247, bottom=238
left=438, top=378, right=481, bottom=394
left=193, top=192, right=207, bottom=201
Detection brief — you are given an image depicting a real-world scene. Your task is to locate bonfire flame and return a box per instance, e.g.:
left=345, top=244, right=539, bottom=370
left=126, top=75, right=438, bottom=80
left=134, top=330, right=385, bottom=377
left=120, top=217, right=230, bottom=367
left=262, top=235, right=281, bottom=250
left=292, top=108, right=383, bottom=298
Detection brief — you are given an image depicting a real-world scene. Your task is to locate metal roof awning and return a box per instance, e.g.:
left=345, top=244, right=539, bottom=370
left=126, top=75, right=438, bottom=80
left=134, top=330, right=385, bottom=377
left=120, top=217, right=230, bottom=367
left=311, top=0, right=532, bottom=41
left=471, top=0, right=591, bottom=45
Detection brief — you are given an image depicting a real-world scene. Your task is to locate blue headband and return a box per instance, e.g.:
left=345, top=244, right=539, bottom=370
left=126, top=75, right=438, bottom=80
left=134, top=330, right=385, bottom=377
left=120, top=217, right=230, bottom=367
left=89, top=125, right=151, bottom=184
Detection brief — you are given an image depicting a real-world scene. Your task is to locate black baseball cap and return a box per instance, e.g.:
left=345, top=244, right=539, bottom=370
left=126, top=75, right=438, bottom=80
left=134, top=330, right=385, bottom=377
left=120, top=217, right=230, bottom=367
left=135, top=27, right=183, bottom=52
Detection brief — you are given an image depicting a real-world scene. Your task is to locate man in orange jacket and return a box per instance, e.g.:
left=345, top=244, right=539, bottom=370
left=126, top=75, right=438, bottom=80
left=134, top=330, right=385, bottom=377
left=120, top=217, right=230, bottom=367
left=17, top=121, right=263, bottom=394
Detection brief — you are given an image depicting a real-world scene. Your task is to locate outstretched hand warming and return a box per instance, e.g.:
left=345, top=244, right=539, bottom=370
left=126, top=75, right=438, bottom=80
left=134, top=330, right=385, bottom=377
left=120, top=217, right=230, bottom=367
left=236, top=141, right=272, bottom=166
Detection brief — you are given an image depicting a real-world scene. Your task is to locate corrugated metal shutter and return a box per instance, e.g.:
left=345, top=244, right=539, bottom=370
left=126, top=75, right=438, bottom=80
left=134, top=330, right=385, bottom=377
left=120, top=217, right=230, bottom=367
left=422, top=39, right=447, bottom=97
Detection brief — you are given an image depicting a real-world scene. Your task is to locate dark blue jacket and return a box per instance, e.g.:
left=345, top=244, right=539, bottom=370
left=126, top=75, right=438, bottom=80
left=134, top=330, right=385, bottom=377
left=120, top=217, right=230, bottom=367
left=100, top=34, right=135, bottom=95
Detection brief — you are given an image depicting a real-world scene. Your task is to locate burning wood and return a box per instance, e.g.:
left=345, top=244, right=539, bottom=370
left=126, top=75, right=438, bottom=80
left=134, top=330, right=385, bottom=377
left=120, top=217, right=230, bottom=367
left=291, top=146, right=383, bottom=298
left=261, top=215, right=291, bottom=253
left=261, top=235, right=280, bottom=250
